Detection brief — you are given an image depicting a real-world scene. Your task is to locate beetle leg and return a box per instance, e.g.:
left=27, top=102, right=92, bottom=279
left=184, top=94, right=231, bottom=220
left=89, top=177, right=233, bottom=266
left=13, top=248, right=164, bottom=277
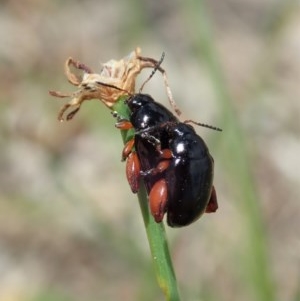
left=138, top=130, right=173, bottom=158
left=140, top=148, right=172, bottom=176
left=138, top=132, right=172, bottom=157
left=149, top=178, right=168, bottom=222
left=111, top=111, right=135, bottom=158
left=111, top=111, right=139, bottom=189
left=205, top=185, right=218, bottom=213
left=159, top=149, right=172, bottom=159
left=115, top=120, right=133, bottom=130
left=122, top=138, right=135, bottom=161
left=140, top=159, right=171, bottom=177
left=138, top=131, right=161, bottom=148
left=126, top=152, right=141, bottom=193
left=111, top=111, right=129, bottom=122
left=112, top=111, right=133, bottom=130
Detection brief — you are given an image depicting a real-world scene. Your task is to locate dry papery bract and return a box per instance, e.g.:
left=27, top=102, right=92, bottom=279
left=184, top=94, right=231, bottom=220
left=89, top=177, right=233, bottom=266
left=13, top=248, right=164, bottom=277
left=50, top=48, right=179, bottom=121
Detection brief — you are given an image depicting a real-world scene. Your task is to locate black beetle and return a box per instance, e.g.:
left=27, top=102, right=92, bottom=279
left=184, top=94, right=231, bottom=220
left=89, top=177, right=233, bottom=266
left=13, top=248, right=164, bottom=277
left=114, top=93, right=219, bottom=227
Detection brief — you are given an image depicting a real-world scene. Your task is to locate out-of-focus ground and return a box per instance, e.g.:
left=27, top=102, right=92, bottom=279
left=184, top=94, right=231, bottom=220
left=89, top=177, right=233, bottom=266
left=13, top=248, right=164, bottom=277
left=0, top=1, right=299, bottom=301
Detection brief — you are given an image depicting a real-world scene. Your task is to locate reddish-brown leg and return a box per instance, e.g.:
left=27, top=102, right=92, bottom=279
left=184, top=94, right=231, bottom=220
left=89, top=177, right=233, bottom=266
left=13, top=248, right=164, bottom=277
left=149, top=178, right=168, bottom=223
left=205, top=185, right=218, bottom=213
left=113, top=117, right=135, bottom=160
left=115, top=120, right=133, bottom=130
left=126, top=152, right=141, bottom=193
left=141, top=148, right=172, bottom=177
left=159, top=149, right=172, bottom=159
left=141, top=160, right=171, bottom=177
left=122, top=138, right=135, bottom=161
left=114, top=117, right=142, bottom=192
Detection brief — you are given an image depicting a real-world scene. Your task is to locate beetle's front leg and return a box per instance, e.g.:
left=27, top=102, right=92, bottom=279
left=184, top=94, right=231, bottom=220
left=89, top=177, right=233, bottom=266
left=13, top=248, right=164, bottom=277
left=112, top=111, right=141, bottom=193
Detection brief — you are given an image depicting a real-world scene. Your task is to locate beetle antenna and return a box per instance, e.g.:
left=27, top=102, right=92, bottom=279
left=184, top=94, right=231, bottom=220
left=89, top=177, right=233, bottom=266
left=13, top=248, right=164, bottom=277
left=138, top=53, right=182, bottom=116
left=95, top=81, right=132, bottom=95
left=139, top=52, right=165, bottom=93
left=184, top=119, right=222, bottom=132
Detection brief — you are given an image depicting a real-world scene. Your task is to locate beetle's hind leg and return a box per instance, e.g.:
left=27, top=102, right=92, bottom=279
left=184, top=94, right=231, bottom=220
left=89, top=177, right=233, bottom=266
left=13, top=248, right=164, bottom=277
left=205, top=186, right=218, bottom=213
left=149, top=179, right=168, bottom=223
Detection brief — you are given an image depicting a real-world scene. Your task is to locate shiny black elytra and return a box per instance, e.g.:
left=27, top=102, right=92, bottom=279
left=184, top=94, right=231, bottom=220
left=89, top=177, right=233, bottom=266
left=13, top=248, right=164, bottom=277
left=115, top=93, right=218, bottom=227
left=145, top=122, right=218, bottom=227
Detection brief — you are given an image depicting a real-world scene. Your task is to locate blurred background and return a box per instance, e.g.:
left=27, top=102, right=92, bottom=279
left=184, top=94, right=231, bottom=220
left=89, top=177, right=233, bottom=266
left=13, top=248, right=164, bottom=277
left=0, top=0, right=300, bottom=300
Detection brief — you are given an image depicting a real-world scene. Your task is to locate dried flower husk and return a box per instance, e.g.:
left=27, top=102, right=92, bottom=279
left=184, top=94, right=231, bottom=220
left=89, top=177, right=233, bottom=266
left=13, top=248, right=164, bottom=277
left=50, top=48, right=177, bottom=121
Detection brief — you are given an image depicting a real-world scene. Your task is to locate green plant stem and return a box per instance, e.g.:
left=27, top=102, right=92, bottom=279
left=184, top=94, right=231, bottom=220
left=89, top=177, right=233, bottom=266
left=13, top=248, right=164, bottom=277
left=112, top=97, right=181, bottom=301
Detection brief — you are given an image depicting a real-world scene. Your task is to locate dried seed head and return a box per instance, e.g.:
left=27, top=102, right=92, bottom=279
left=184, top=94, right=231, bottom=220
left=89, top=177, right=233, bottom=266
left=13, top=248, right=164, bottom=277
left=50, top=47, right=179, bottom=121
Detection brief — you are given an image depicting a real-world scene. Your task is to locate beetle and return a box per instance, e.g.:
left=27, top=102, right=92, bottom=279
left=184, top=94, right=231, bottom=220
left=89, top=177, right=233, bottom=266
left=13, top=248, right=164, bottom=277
left=137, top=120, right=218, bottom=227
left=113, top=93, right=220, bottom=227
